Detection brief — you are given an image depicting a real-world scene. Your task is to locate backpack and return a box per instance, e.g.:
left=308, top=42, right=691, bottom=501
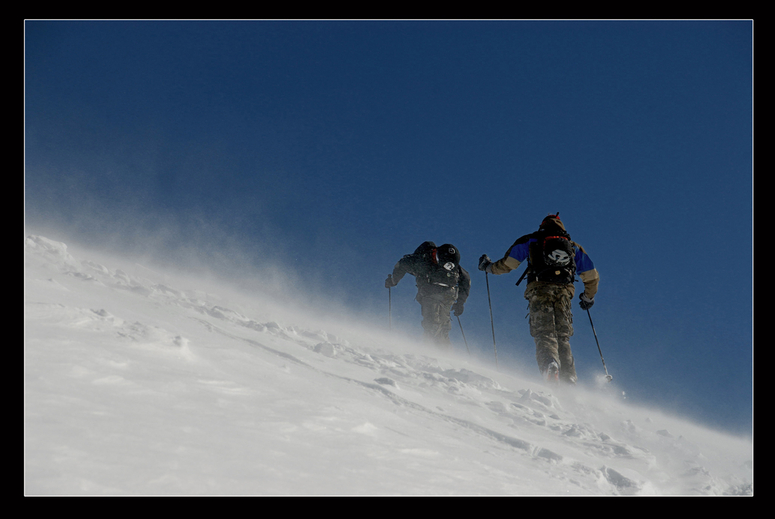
left=424, top=264, right=460, bottom=287
left=412, top=241, right=460, bottom=287
left=527, top=231, right=576, bottom=284
left=437, top=244, right=460, bottom=270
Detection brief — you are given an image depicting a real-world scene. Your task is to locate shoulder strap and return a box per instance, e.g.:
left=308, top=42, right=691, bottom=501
left=515, top=232, right=539, bottom=286
left=516, top=264, right=530, bottom=286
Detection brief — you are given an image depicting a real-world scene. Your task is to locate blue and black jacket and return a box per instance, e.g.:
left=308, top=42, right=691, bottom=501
left=490, top=230, right=599, bottom=299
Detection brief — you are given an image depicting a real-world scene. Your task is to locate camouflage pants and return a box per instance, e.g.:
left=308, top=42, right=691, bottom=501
left=417, top=289, right=457, bottom=347
left=524, top=283, right=577, bottom=384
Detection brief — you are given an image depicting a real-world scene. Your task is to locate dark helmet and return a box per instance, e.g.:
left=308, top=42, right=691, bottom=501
left=437, top=244, right=460, bottom=271
left=540, top=213, right=566, bottom=233
left=414, top=241, right=438, bottom=263
left=414, top=241, right=437, bottom=255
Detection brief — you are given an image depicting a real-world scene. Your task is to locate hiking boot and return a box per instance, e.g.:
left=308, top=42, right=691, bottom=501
left=542, top=361, right=559, bottom=383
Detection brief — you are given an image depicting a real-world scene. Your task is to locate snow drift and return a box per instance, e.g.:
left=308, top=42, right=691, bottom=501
left=23, top=235, right=753, bottom=495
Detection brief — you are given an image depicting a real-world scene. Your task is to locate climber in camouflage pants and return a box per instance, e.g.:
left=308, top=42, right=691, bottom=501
left=478, top=214, right=599, bottom=384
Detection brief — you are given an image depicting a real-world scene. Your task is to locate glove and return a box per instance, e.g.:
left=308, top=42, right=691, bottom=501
left=579, top=293, right=595, bottom=310
left=385, top=274, right=397, bottom=289
left=452, top=302, right=464, bottom=316
left=478, top=254, right=492, bottom=272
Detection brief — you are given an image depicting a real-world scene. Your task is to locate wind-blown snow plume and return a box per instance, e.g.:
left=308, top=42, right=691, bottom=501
left=24, top=235, right=753, bottom=495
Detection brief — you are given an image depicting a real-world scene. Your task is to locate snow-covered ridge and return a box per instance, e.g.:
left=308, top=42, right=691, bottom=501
left=24, top=235, right=753, bottom=495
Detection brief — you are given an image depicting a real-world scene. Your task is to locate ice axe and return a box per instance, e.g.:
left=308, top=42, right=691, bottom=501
left=586, top=308, right=612, bottom=382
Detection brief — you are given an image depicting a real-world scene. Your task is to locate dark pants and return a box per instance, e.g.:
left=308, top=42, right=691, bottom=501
left=417, top=288, right=457, bottom=347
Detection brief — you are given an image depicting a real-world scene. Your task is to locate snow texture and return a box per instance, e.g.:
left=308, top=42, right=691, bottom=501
left=24, top=235, right=753, bottom=496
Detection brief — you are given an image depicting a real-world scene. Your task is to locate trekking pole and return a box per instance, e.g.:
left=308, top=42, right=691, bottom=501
left=586, top=308, right=612, bottom=382
left=485, top=272, right=499, bottom=367
left=456, top=315, right=470, bottom=356
left=388, top=286, right=392, bottom=330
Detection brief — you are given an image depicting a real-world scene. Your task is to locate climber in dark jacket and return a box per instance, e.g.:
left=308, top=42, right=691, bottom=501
left=386, top=242, right=471, bottom=347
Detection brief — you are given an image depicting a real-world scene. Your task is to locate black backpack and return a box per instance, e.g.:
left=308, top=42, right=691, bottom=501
left=412, top=241, right=459, bottom=287
left=437, top=244, right=461, bottom=269
left=526, top=231, right=576, bottom=284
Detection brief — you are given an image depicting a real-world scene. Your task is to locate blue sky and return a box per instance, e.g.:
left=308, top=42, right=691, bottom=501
left=24, top=20, right=753, bottom=435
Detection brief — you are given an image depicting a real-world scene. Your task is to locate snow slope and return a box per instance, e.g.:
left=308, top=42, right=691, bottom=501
left=23, top=235, right=753, bottom=496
